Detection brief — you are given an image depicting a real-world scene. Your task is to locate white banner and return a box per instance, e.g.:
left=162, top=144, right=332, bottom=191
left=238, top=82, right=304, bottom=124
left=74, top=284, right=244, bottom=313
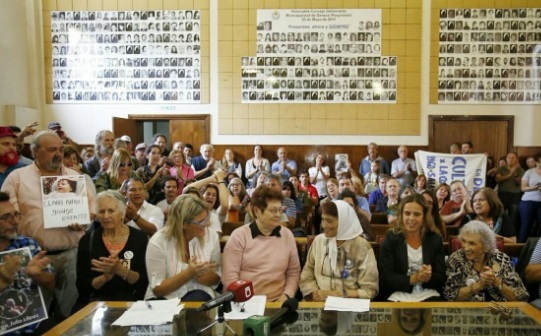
left=41, top=175, right=91, bottom=228
left=414, top=150, right=487, bottom=194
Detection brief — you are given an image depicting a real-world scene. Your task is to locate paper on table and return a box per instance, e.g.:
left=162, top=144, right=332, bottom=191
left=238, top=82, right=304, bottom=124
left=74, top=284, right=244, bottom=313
left=324, top=296, right=370, bottom=312
left=112, top=299, right=184, bottom=326
left=223, top=295, right=267, bottom=320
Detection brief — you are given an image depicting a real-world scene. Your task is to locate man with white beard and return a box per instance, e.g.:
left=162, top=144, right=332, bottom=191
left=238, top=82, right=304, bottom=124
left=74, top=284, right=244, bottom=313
left=83, top=130, right=115, bottom=181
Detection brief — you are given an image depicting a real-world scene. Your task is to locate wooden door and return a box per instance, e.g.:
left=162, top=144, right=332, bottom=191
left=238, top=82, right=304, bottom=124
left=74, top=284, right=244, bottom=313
left=428, top=116, right=514, bottom=162
left=112, top=117, right=138, bottom=143
left=169, top=115, right=210, bottom=152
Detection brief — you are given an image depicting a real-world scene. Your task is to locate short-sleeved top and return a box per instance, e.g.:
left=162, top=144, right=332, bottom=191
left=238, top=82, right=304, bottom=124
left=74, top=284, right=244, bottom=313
left=521, top=168, right=541, bottom=202
left=271, top=159, right=297, bottom=181
left=496, top=166, right=524, bottom=194
left=391, top=158, right=417, bottom=186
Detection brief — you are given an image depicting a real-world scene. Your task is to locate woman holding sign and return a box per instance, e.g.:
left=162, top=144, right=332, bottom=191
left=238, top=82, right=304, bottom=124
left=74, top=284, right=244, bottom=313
left=76, top=191, right=149, bottom=305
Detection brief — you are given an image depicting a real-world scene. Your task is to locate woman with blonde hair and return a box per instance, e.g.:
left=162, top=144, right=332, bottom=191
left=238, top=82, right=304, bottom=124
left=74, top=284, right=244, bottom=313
left=145, top=195, right=221, bottom=301
left=95, top=149, right=136, bottom=193
left=218, top=148, right=242, bottom=178
left=168, top=149, right=195, bottom=193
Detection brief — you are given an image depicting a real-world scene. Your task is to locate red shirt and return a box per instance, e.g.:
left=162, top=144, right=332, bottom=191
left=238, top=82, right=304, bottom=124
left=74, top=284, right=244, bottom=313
left=300, top=184, right=319, bottom=199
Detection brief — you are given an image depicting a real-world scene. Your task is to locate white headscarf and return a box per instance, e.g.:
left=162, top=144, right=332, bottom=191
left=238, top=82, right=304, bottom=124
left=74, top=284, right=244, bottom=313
left=327, top=200, right=364, bottom=273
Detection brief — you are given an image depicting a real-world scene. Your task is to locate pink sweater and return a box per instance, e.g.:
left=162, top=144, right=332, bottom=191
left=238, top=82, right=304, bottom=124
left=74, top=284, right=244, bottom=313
left=222, top=223, right=300, bottom=301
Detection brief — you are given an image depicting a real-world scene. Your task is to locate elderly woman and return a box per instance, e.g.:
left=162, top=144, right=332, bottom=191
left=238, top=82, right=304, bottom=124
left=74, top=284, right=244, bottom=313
left=145, top=195, right=221, bottom=301
left=95, top=149, right=136, bottom=193
left=300, top=200, right=378, bottom=300
left=462, top=187, right=516, bottom=243
left=443, top=221, right=529, bottom=302
left=378, top=194, right=446, bottom=301
left=168, top=149, right=195, bottom=193
left=245, top=145, right=271, bottom=188
left=76, top=191, right=149, bottom=303
left=222, top=185, right=301, bottom=302
left=320, top=178, right=339, bottom=205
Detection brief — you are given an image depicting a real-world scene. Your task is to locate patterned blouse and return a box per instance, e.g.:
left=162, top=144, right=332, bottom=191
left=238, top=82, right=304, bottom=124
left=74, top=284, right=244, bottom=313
left=443, top=249, right=529, bottom=302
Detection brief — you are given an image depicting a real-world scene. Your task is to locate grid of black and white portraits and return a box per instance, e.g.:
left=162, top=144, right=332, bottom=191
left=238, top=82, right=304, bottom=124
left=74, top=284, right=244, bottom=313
left=438, top=8, right=541, bottom=104
left=241, top=13, right=397, bottom=103
left=51, top=10, right=201, bottom=103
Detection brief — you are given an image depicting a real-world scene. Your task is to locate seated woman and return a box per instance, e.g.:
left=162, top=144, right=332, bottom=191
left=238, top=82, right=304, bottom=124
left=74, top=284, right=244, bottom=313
left=168, top=149, right=195, bottom=193
left=226, top=177, right=249, bottom=222
left=300, top=200, right=378, bottom=300
left=222, top=185, right=301, bottom=302
left=462, top=187, right=517, bottom=243
left=137, top=145, right=168, bottom=204
left=435, top=183, right=450, bottom=213
left=145, top=195, right=221, bottom=301
left=320, top=178, right=339, bottom=205
left=246, top=171, right=269, bottom=197
left=443, top=220, right=529, bottom=302
left=414, top=174, right=427, bottom=194
left=282, top=180, right=302, bottom=213
left=217, top=148, right=242, bottom=178
left=421, top=190, right=447, bottom=240
left=95, top=149, right=137, bottom=193
left=63, top=145, right=83, bottom=173
left=76, top=191, right=149, bottom=303
left=378, top=194, right=446, bottom=301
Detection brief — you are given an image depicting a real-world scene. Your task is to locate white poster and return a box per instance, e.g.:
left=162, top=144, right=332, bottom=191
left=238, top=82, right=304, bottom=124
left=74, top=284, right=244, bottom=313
left=51, top=10, right=201, bottom=103
left=41, top=175, right=91, bottom=228
left=241, top=9, right=398, bottom=103
left=437, top=8, right=541, bottom=104
left=415, top=150, right=487, bottom=194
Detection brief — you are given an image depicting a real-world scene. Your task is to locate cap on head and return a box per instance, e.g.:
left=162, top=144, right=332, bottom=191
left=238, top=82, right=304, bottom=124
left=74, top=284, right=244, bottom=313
left=0, top=126, right=17, bottom=138
left=47, top=121, right=61, bottom=130
left=120, top=135, right=132, bottom=143
left=135, top=143, right=147, bottom=151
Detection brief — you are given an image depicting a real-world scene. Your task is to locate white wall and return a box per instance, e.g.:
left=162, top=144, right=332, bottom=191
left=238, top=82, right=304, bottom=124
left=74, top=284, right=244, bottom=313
left=3, top=0, right=540, bottom=146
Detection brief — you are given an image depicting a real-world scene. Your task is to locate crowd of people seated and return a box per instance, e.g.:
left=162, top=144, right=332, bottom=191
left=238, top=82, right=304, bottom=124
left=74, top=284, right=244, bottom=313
left=0, top=122, right=541, bottom=334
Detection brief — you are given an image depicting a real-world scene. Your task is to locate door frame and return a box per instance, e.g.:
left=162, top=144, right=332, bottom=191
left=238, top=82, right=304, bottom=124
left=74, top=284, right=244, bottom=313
left=126, top=114, right=211, bottom=144
left=428, top=115, right=515, bottom=153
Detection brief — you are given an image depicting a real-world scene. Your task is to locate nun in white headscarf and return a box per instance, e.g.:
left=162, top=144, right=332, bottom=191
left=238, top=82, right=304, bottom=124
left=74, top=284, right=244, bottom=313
left=300, top=200, right=379, bottom=301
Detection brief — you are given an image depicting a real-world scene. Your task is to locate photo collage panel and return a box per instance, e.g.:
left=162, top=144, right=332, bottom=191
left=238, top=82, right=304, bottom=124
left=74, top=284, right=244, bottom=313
left=438, top=8, right=541, bottom=104
left=241, top=9, right=398, bottom=103
left=51, top=10, right=201, bottom=103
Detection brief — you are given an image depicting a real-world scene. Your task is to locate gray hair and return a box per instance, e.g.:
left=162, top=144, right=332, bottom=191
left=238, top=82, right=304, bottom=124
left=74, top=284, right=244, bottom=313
left=199, top=144, right=214, bottom=153
left=368, top=142, right=378, bottom=149
left=265, top=173, right=282, bottom=185
left=31, top=131, right=59, bottom=155
left=459, top=220, right=497, bottom=253
left=94, top=130, right=114, bottom=151
left=96, top=190, right=127, bottom=217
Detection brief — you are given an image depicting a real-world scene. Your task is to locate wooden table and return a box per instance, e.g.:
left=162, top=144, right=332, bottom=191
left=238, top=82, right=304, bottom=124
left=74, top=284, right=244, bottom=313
left=44, top=301, right=541, bottom=336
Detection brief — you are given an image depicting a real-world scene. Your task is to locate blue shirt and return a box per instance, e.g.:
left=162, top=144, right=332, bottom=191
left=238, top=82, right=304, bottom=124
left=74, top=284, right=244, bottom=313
left=191, top=156, right=212, bottom=180
left=368, top=188, right=385, bottom=205
left=271, top=159, right=297, bottom=181
left=0, top=161, right=26, bottom=189
left=2, top=236, right=54, bottom=335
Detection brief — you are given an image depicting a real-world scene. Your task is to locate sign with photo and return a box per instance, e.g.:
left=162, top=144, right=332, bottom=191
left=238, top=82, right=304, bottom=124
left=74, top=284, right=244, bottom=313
left=437, top=8, right=541, bottom=104
left=241, top=9, right=398, bottom=103
left=50, top=10, right=201, bottom=103
left=41, top=175, right=91, bottom=228
left=0, top=248, right=48, bottom=334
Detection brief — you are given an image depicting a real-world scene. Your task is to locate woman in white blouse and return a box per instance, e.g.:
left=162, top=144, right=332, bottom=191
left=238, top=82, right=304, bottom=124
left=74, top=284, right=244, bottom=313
left=245, top=145, right=271, bottom=188
left=145, top=195, right=221, bottom=301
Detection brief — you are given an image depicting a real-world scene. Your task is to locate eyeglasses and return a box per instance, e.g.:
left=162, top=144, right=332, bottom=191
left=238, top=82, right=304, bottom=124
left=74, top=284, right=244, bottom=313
left=188, top=213, right=211, bottom=226
left=265, top=208, right=283, bottom=215
left=119, top=162, right=133, bottom=167
left=0, top=212, right=21, bottom=222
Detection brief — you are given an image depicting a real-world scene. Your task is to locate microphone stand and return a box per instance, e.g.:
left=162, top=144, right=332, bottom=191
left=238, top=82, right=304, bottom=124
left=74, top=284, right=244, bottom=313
left=197, top=301, right=238, bottom=336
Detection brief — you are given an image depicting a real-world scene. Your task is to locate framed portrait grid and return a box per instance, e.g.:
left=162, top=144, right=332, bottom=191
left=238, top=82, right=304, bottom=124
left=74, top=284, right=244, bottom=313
left=51, top=10, right=202, bottom=103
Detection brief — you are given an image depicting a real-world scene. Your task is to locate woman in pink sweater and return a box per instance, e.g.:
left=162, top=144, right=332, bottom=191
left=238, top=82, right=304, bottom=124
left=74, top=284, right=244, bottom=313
left=222, top=185, right=301, bottom=301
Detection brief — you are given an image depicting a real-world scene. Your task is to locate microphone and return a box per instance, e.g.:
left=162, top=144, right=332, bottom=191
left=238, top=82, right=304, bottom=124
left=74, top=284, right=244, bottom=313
left=270, top=298, right=299, bottom=330
left=196, top=279, right=253, bottom=312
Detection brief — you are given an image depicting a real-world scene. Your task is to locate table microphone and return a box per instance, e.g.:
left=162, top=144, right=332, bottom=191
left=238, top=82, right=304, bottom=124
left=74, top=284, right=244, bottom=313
left=270, top=298, right=299, bottom=330
left=196, top=279, right=253, bottom=312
